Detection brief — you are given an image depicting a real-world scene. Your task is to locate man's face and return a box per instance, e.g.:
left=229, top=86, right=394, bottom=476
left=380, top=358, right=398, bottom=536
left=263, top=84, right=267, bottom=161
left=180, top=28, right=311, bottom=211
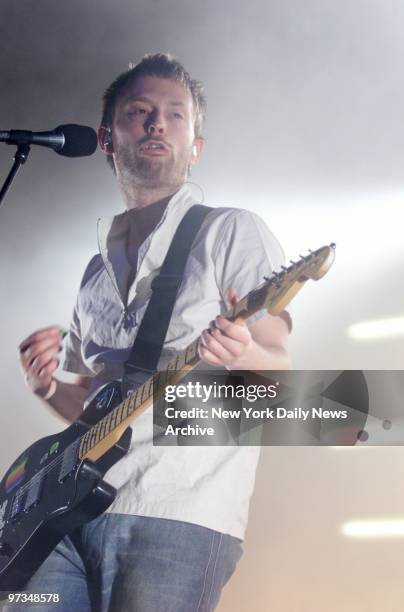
left=106, top=75, right=203, bottom=189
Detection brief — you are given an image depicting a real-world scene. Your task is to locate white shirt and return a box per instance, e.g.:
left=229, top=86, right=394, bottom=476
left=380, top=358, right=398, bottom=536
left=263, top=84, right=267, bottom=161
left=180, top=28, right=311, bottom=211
left=60, top=185, right=285, bottom=539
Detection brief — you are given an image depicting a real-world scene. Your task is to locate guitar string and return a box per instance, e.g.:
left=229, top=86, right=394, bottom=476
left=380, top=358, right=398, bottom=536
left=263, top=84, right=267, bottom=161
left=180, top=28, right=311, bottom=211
left=11, top=295, right=261, bottom=498
left=11, top=340, right=223, bottom=498
left=9, top=262, right=299, bottom=502
left=11, top=336, right=206, bottom=499
left=11, top=330, right=209, bottom=495
left=11, top=298, right=258, bottom=499
left=14, top=394, right=136, bottom=496
left=13, top=360, right=187, bottom=496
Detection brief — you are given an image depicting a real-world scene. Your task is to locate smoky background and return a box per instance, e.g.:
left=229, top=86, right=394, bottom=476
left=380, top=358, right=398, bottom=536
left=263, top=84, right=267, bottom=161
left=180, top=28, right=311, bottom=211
left=1, top=1, right=404, bottom=610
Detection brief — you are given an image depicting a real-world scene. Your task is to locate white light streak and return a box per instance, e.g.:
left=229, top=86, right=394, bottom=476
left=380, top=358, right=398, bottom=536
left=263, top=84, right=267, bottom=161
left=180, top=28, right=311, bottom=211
left=347, top=317, right=404, bottom=341
left=342, top=520, right=404, bottom=538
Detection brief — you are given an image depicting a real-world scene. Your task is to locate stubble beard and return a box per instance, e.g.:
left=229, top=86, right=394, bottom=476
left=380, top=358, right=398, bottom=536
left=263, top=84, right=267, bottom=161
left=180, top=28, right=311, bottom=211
left=115, top=142, right=190, bottom=191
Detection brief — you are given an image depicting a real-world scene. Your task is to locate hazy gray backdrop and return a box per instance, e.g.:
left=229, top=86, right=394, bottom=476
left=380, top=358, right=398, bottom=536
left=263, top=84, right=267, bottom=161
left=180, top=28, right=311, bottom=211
left=1, top=1, right=404, bottom=610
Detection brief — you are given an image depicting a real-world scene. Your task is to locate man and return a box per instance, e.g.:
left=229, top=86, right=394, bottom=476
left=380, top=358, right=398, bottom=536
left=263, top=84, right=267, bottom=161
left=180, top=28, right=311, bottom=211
left=17, top=54, right=290, bottom=611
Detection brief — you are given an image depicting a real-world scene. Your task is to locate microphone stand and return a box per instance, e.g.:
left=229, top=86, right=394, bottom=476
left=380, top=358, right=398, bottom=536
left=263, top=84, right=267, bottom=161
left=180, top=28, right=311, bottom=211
left=0, top=143, right=31, bottom=208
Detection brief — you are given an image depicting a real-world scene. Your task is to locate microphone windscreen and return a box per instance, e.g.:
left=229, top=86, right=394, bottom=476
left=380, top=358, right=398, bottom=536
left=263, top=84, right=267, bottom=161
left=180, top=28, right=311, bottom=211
left=56, top=124, right=98, bottom=157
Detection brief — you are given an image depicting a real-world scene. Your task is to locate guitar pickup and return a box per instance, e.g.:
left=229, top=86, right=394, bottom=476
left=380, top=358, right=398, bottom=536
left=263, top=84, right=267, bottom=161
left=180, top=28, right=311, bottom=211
left=24, top=473, right=44, bottom=512
left=58, top=440, right=80, bottom=482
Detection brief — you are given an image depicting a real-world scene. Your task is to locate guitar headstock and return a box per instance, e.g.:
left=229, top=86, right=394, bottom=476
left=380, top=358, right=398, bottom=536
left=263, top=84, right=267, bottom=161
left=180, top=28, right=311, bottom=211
left=292, top=243, right=336, bottom=281
left=225, top=244, right=336, bottom=322
left=261, top=243, right=336, bottom=315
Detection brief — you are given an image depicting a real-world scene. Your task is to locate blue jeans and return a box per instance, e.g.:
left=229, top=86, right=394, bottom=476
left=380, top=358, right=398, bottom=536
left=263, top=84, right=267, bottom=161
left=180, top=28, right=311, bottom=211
left=4, top=514, right=243, bottom=612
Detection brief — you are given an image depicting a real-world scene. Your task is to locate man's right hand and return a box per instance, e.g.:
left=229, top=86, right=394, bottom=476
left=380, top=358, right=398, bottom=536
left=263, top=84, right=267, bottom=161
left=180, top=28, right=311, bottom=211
left=19, top=325, right=64, bottom=398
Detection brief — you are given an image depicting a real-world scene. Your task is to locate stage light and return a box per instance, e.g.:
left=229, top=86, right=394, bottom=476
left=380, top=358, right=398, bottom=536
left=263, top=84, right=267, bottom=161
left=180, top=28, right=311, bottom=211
left=342, top=520, right=404, bottom=538
left=347, top=317, right=404, bottom=341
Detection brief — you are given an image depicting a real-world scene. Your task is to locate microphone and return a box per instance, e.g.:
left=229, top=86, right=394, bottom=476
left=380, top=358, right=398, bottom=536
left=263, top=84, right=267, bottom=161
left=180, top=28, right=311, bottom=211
left=0, top=124, right=98, bottom=157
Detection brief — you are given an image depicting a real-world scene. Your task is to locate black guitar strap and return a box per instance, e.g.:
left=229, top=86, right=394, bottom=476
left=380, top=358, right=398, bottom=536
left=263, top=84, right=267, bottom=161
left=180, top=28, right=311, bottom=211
left=121, top=204, right=212, bottom=395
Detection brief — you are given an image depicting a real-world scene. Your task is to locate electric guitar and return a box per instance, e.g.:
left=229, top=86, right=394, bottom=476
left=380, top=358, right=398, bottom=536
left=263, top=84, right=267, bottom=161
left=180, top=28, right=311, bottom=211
left=0, top=244, right=335, bottom=591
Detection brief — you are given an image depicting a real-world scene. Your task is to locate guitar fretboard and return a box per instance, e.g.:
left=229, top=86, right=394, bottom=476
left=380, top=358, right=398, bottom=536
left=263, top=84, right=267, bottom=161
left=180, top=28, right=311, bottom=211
left=77, top=244, right=335, bottom=460
left=78, top=282, right=271, bottom=458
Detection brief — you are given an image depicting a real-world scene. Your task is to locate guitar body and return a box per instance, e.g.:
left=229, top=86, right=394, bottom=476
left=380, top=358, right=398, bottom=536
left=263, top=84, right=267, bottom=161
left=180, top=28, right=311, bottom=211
left=0, top=381, right=131, bottom=592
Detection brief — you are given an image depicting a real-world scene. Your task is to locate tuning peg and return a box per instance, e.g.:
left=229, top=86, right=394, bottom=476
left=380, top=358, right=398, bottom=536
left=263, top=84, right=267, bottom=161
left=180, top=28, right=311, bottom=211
left=281, top=265, right=288, bottom=271
left=330, top=242, right=336, bottom=249
left=289, top=259, right=297, bottom=265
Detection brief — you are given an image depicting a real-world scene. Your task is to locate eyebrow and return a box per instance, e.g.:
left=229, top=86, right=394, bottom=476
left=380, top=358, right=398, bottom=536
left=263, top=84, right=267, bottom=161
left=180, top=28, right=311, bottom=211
left=122, top=95, right=186, bottom=107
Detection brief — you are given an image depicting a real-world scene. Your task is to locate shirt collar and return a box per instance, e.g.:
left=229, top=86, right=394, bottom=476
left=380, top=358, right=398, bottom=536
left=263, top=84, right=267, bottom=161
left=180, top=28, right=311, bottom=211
left=96, top=184, right=197, bottom=304
left=97, top=183, right=195, bottom=255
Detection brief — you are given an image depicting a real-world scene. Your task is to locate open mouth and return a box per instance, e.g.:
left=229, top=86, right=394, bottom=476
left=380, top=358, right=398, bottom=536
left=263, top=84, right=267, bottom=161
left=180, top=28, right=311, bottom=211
left=139, top=140, right=169, bottom=154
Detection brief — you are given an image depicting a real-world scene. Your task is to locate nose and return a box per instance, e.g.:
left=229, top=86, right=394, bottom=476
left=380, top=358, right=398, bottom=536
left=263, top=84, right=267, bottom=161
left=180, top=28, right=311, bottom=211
left=146, top=110, right=165, bottom=135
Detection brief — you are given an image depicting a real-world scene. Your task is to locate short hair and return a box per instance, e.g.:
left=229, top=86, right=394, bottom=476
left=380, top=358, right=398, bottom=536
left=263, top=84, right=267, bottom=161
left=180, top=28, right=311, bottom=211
left=101, top=53, right=206, bottom=171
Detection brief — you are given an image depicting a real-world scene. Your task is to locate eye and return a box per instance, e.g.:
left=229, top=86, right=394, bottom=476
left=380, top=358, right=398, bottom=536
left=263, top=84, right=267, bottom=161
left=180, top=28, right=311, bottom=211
left=127, top=106, right=148, bottom=116
left=172, top=112, right=184, bottom=119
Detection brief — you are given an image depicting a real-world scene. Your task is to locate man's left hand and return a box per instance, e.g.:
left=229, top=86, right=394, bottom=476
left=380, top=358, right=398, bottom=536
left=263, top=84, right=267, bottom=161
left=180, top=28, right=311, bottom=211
left=198, top=288, right=253, bottom=369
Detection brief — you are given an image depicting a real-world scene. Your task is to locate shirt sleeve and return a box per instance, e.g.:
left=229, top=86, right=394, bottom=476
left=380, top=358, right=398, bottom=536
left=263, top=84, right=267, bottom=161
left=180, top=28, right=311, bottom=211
left=59, top=296, right=94, bottom=376
left=212, top=209, right=292, bottom=329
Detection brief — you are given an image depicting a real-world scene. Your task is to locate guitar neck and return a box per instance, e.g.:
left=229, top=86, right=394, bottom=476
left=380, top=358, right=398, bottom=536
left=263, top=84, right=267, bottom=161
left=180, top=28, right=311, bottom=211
left=79, top=244, right=335, bottom=463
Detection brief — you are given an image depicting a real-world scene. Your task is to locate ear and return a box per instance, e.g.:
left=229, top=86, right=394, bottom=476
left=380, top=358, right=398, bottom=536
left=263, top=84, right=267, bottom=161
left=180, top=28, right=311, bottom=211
left=190, top=137, right=205, bottom=166
left=98, top=126, right=114, bottom=155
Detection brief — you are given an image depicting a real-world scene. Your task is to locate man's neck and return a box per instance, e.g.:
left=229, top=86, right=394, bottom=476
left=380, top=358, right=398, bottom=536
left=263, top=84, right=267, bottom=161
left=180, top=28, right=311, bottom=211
left=125, top=192, right=174, bottom=251
left=118, top=178, right=184, bottom=211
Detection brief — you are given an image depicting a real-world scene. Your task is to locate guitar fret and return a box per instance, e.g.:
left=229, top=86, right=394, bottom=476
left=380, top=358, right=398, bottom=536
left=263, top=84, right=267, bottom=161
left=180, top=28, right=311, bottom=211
left=89, top=426, right=100, bottom=448
left=95, top=420, right=104, bottom=440
left=92, top=422, right=103, bottom=443
left=126, top=396, right=134, bottom=417
left=120, top=401, right=127, bottom=421
left=99, top=416, right=108, bottom=439
left=85, top=432, right=94, bottom=451
left=132, top=391, right=139, bottom=409
left=187, top=341, right=197, bottom=362
left=125, top=395, right=134, bottom=417
left=153, top=372, right=162, bottom=395
left=132, top=390, right=141, bottom=409
left=146, top=381, right=153, bottom=402
left=109, top=407, right=118, bottom=430
left=120, top=399, right=129, bottom=422
left=108, top=409, right=116, bottom=429
left=94, top=420, right=103, bottom=442
left=128, top=396, right=135, bottom=415
left=136, top=388, right=145, bottom=409
left=103, top=413, right=114, bottom=437
left=140, top=382, right=148, bottom=404
left=115, top=403, right=124, bottom=426
left=125, top=395, right=134, bottom=416
left=80, top=435, right=90, bottom=456
left=78, top=440, right=85, bottom=458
